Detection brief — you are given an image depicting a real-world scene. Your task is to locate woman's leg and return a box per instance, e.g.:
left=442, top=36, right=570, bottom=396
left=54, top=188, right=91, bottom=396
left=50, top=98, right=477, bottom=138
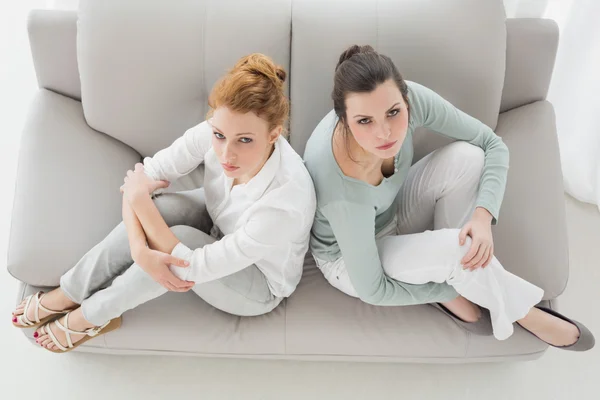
left=174, top=226, right=282, bottom=317
left=13, top=188, right=211, bottom=326
left=313, top=142, right=486, bottom=311
left=376, top=228, right=544, bottom=340
left=378, top=231, right=580, bottom=346
left=383, top=141, right=583, bottom=345
left=396, top=141, right=483, bottom=234
left=395, top=141, right=485, bottom=320
left=35, top=225, right=280, bottom=350
left=61, top=189, right=212, bottom=302
left=80, top=225, right=280, bottom=324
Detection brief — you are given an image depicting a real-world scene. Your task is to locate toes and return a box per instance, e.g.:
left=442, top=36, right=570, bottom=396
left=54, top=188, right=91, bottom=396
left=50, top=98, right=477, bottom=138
left=13, top=315, right=29, bottom=327
left=39, top=336, right=52, bottom=347
left=36, top=334, right=48, bottom=345
left=39, top=336, right=53, bottom=349
left=12, top=302, right=26, bottom=318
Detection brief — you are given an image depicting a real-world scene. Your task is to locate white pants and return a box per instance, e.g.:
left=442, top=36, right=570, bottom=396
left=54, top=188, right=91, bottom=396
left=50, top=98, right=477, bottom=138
left=314, top=142, right=544, bottom=340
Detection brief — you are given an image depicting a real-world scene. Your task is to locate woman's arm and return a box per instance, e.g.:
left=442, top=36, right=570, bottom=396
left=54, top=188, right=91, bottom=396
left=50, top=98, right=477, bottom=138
left=143, top=121, right=213, bottom=194
left=322, top=201, right=459, bottom=306
left=127, top=190, right=180, bottom=255
left=129, top=187, right=306, bottom=284
left=122, top=194, right=148, bottom=259
left=407, top=81, right=509, bottom=224
left=122, top=190, right=194, bottom=291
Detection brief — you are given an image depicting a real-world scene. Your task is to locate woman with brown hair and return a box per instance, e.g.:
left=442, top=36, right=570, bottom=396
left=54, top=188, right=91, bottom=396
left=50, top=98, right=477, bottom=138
left=304, top=45, right=594, bottom=351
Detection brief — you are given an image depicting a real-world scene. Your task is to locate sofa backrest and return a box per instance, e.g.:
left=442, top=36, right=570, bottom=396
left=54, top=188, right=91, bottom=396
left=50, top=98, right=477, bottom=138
left=289, top=0, right=507, bottom=160
left=77, top=0, right=506, bottom=161
left=77, top=0, right=292, bottom=157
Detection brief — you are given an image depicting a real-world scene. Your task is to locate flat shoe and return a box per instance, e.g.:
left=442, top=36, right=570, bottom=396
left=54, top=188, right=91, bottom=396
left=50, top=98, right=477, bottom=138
left=520, top=306, right=595, bottom=352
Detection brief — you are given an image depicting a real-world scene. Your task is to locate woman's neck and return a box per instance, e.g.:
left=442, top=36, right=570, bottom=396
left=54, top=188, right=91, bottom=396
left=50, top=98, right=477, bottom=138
left=333, top=123, right=383, bottom=175
left=233, top=143, right=276, bottom=186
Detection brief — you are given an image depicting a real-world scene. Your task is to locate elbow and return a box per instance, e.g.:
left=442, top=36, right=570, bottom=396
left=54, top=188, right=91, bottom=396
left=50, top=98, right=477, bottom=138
left=496, top=135, right=510, bottom=154
left=357, top=290, right=384, bottom=306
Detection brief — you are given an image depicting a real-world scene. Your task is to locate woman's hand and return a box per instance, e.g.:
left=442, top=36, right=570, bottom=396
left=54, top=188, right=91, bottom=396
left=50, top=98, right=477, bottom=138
left=132, top=246, right=195, bottom=292
left=458, top=207, right=494, bottom=271
left=120, top=163, right=170, bottom=199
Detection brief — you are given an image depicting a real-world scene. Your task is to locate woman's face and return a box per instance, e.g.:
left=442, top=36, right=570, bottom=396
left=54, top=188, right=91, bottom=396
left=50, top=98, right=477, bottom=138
left=344, top=79, right=409, bottom=159
left=209, top=107, right=280, bottom=182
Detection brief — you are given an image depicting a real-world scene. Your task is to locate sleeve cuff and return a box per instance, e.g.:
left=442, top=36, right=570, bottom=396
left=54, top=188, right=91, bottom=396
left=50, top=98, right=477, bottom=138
left=171, top=241, right=194, bottom=262
left=143, top=161, right=166, bottom=197
left=475, top=201, right=499, bottom=225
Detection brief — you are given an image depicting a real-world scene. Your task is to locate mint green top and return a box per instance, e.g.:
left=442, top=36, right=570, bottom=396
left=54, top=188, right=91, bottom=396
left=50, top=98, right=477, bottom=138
left=303, top=81, right=509, bottom=306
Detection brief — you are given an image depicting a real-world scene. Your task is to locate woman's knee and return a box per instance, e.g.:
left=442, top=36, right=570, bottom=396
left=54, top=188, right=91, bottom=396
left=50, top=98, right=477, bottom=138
left=170, top=224, right=196, bottom=237
left=459, top=141, right=484, bottom=168
left=435, top=228, right=472, bottom=254
left=169, top=225, right=214, bottom=248
left=444, top=141, right=484, bottom=176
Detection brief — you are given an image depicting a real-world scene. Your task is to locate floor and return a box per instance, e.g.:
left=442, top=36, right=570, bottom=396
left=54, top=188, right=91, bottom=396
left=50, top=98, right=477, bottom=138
left=1, top=190, right=599, bottom=399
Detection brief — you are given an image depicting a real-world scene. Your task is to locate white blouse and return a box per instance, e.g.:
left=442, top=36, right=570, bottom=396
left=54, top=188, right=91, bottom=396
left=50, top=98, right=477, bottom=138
left=143, top=121, right=316, bottom=298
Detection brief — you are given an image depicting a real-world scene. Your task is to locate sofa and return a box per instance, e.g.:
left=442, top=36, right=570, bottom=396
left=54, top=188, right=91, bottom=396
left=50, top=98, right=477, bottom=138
left=8, top=0, right=567, bottom=363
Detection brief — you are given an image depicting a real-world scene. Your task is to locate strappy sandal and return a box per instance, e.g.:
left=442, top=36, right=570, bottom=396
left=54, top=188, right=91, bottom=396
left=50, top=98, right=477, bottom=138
left=12, top=291, right=75, bottom=329
left=38, top=312, right=122, bottom=353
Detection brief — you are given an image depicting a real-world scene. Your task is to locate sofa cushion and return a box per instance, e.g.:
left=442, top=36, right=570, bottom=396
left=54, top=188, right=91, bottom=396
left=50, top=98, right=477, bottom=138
left=289, top=0, right=507, bottom=158
left=17, top=282, right=286, bottom=356
left=493, top=101, right=569, bottom=299
left=17, top=269, right=547, bottom=361
left=284, top=263, right=547, bottom=361
left=7, top=90, right=140, bottom=286
left=77, top=0, right=292, bottom=157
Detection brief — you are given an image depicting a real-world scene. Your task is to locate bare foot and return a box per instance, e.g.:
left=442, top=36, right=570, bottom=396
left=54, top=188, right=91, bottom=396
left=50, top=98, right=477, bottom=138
left=34, top=307, right=96, bottom=351
left=518, top=308, right=579, bottom=347
left=440, top=296, right=482, bottom=323
left=12, top=289, right=77, bottom=327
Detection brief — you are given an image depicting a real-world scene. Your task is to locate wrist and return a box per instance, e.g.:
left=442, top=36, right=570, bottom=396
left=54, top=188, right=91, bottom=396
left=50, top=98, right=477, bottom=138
left=473, top=207, right=493, bottom=223
left=128, top=187, right=150, bottom=204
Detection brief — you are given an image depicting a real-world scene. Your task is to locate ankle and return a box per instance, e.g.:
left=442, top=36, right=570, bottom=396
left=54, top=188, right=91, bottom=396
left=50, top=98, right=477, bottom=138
left=48, top=289, right=78, bottom=309
left=69, top=309, right=96, bottom=331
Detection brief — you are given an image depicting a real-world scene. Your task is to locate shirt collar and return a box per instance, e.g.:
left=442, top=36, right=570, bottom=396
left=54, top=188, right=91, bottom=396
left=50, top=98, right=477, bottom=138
left=234, top=136, right=283, bottom=201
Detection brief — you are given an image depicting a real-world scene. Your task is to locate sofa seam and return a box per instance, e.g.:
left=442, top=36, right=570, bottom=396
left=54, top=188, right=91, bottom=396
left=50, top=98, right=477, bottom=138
left=46, top=341, right=547, bottom=361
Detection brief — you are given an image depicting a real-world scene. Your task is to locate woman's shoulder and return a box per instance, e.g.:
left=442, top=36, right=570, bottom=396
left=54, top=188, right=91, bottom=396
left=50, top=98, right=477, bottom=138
left=277, top=137, right=313, bottom=184
left=405, top=80, right=447, bottom=125
left=182, top=120, right=214, bottom=150
left=303, top=109, right=337, bottom=161
left=186, top=120, right=213, bottom=136
left=302, top=110, right=340, bottom=178
left=273, top=138, right=316, bottom=205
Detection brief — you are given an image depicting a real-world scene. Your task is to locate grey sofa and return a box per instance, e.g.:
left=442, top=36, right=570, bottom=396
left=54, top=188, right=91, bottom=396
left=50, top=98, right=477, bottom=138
left=8, top=0, right=566, bottom=363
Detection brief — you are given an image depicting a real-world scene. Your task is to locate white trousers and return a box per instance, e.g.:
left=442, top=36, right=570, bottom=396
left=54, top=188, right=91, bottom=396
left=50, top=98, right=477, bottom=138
left=314, top=142, right=544, bottom=340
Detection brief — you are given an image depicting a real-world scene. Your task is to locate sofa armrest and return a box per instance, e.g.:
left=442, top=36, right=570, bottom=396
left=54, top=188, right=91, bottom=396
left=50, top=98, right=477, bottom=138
left=7, top=90, right=140, bottom=286
left=493, top=101, right=568, bottom=299
left=28, top=9, right=81, bottom=100
left=500, top=18, right=559, bottom=113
